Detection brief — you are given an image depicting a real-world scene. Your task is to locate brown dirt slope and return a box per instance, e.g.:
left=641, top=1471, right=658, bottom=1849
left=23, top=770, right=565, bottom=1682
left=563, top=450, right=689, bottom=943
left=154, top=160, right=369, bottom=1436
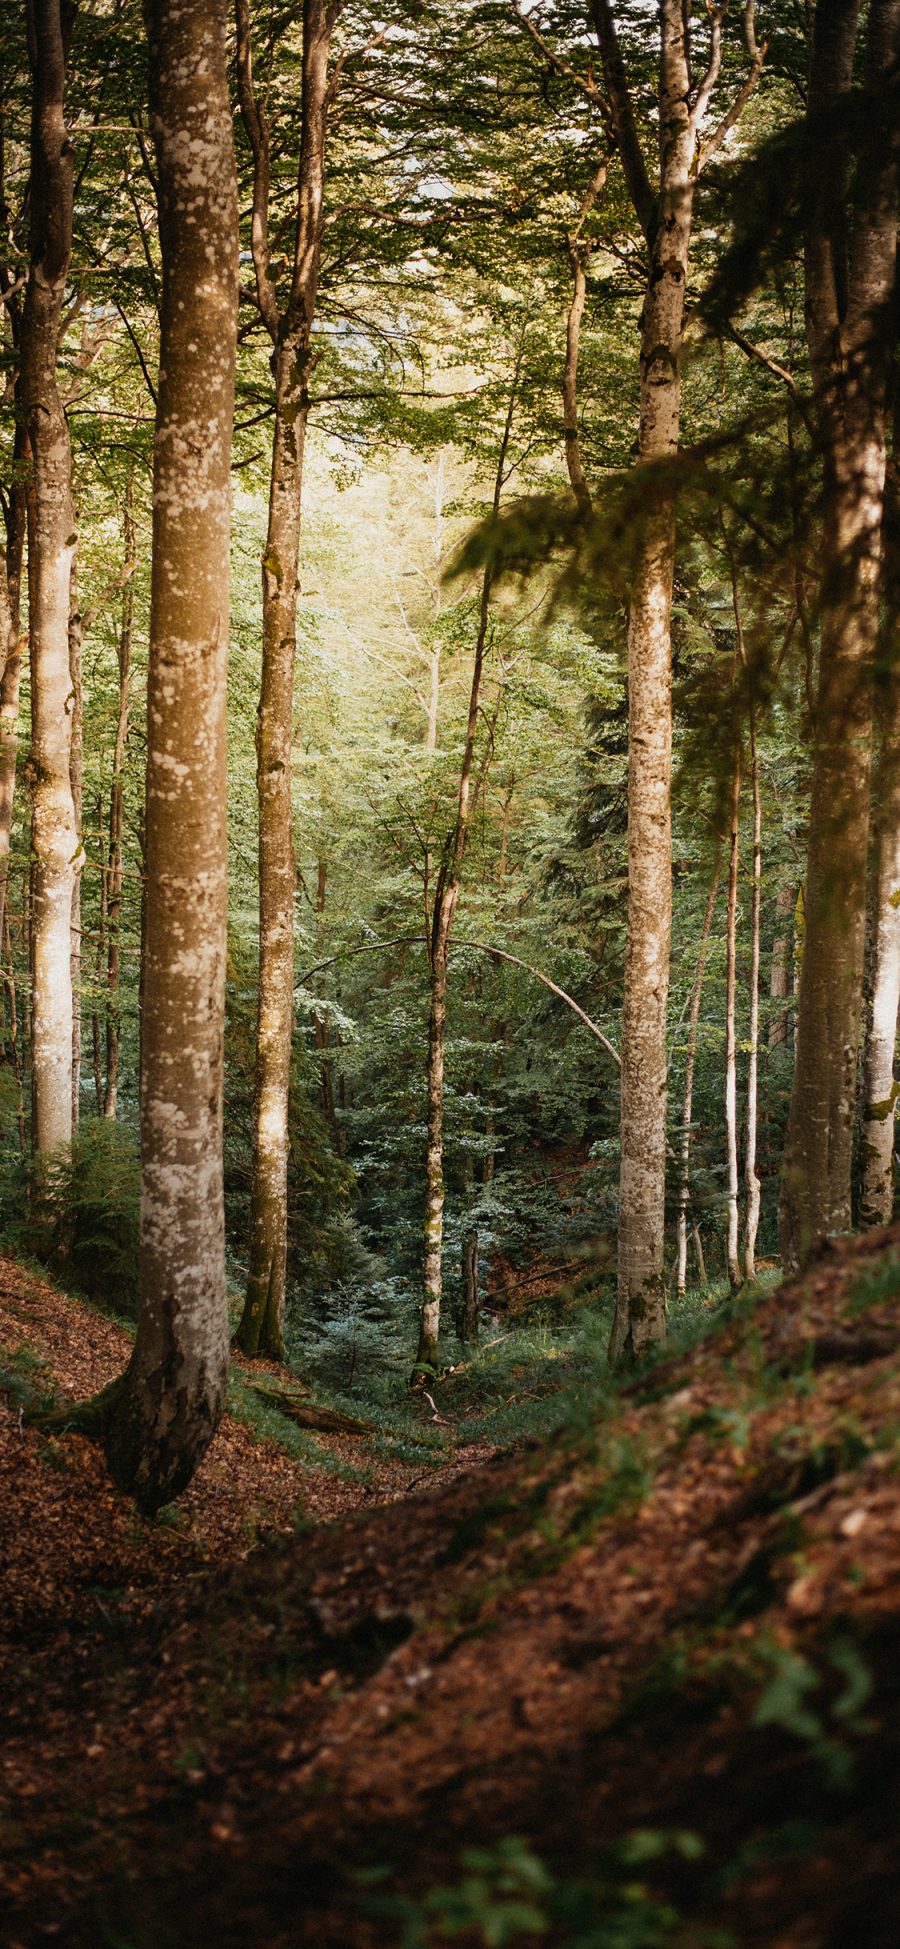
left=3, top=1230, right=900, bottom=1947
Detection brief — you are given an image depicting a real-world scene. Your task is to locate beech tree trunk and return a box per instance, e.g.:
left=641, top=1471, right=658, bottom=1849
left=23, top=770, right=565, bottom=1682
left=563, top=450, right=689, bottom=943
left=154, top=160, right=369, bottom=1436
left=595, top=0, right=764, bottom=1357
left=103, top=0, right=239, bottom=1509
left=606, top=0, right=694, bottom=1358
left=104, top=484, right=135, bottom=1119
left=744, top=712, right=762, bottom=1278
left=860, top=403, right=900, bottom=1224
left=780, top=0, right=900, bottom=1265
left=20, top=0, right=79, bottom=1155
left=235, top=0, right=340, bottom=1361
left=724, top=757, right=742, bottom=1289
left=675, top=860, right=719, bottom=1297
left=0, top=441, right=26, bottom=949
left=68, top=560, right=83, bottom=1127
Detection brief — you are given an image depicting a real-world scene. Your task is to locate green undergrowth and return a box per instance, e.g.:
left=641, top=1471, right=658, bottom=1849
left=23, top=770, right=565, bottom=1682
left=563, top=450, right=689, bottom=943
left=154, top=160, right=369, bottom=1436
left=845, top=1246, right=900, bottom=1315
left=363, top=1829, right=734, bottom=1949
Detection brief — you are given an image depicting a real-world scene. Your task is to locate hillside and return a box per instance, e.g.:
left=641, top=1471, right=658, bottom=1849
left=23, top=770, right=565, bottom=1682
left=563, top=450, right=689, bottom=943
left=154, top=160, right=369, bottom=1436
left=3, top=1233, right=900, bottom=1947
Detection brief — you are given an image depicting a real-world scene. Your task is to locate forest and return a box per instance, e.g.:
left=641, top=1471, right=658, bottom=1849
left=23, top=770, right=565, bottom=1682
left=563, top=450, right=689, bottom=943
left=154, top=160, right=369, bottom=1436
left=2, top=0, right=900, bottom=1942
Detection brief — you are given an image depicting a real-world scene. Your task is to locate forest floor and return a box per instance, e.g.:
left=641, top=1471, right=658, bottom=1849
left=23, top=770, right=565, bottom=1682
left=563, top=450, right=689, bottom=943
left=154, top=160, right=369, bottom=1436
left=2, top=1235, right=900, bottom=1948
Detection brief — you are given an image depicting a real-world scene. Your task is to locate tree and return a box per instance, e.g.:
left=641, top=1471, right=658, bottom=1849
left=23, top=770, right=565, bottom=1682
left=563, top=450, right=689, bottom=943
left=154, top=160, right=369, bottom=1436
left=857, top=379, right=900, bottom=1225
left=416, top=374, right=520, bottom=1371
left=99, top=0, right=239, bottom=1509
left=595, top=0, right=765, bottom=1357
left=780, top=0, right=900, bottom=1264
left=20, top=0, right=80, bottom=1154
left=233, top=0, right=344, bottom=1362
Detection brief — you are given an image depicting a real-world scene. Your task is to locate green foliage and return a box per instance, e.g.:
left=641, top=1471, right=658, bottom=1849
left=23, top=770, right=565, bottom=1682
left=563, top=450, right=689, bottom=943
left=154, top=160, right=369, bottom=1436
left=845, top=1251, right=900, bottom=1316
left=0, top=1123, right=140, bottom=1318
left=751, top=1635, right=875, bottom=1788
left=365, top=1831, right=733, bottom=1949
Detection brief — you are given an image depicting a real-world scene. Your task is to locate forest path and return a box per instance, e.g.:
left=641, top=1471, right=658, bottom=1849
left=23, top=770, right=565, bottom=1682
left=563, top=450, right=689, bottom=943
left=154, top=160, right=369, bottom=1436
left=3, top=1233, right=900, bottom=1946
left=0, top=1256, right=483, bottom=1654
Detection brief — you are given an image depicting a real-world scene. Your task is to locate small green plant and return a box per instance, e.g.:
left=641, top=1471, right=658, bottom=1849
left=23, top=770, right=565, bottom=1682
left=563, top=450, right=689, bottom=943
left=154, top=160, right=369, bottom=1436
left=364, top=1831, right=732, bottom=1949
left=751, top=1636, right=874, bottom=1787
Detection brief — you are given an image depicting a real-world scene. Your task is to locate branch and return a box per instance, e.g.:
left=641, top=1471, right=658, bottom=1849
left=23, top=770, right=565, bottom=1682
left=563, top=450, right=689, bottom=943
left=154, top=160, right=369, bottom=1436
left=697, top=0, right=768, bottom=170
left=297, top=934, right=620, bottom=1067
left=727, top=323, right=814, bottom=431
left=234, top=0, right=279, bottom=340
left=511, top=2, right=608, bottom=117
left=688, top=3, right=727, bottom=143
left=589, top=0, right=656, bottom=243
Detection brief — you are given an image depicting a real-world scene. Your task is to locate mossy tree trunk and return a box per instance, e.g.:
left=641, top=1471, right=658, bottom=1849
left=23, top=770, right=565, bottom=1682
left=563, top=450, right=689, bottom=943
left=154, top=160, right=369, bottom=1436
left=102, top=0, right=239, bottom=1511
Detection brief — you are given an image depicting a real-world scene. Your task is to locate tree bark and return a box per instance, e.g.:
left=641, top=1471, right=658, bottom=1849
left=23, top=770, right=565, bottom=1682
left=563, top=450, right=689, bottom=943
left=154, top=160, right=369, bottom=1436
left=605, top=0, right=694, bottom=1359
left=744, top=709, right=762, bottom=1278
left=675, top=860, right=719, bottom=1297
left=235, top=0, right=341, bottom=1361
left=68, top=557, right=83, bottom=1127
left=457, top=1226, right=479, bottom=1343
left=860, top=402, right=900, bottom=1224
left=102, top=0, right=239, bottom=1510
left=414, top=380, right=517, bottom=1372
left=20, top=0, right=79, bottom=1155
left=562, top=158, right=609, bottom=517
left=104, top=482, right=136, bottom=1119
left=0, top=435, right=27, bottom=952
left=768, top=882, right=795, bottom=1049
left=594, top=0, right=764, bottom=1357
left=780, top=0, right=900, bottom=1265
left=724, top=756, right=742, bottom=1290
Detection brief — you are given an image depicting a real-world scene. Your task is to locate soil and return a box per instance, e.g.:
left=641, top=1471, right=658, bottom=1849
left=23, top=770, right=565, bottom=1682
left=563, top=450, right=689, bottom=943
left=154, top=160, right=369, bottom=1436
left=3, top=1230, right=900, bottom=1947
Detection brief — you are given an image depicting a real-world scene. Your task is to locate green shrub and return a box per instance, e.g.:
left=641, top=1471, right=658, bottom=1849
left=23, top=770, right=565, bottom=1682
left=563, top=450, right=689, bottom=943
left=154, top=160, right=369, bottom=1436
left=11, top=1120, right=141, bottom=1317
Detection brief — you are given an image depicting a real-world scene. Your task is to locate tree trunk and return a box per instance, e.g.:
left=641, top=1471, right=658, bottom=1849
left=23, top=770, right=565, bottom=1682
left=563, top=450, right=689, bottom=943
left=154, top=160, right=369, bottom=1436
left=103, top=0, right=239, bottom=1510
left=312, top=859, right=337, bottom=1130
left=744, top=713, right=762, bottom=1278
left=68, top=559, right=83, bottom=1128
left=235, top=0, right=338, bottom=1362
left=413, top=377, right=518, bottom=1372
left=608, top=0, right=695, bottom=1359
left=780, top=0, right=900, bottom=1265
left=104, top=480, right=135, bottom=1120
left=860, top=402, right=900, bottom=1224
left=725, top=757, right=742, bottom=1290
left=768, top=882, right=795, bottom=1049
left=4, top=907, right=26, bottom=1154
left=20, top=0, right=79, bottom=1155
left=457, top=1226, right=479, bottom=1343
left=675, top=860, right=719, bottom=1297
left=92, top=793, right=106, bottom=1113
left=419, top=947, right=448, bottom=1368
left=0, top=440, right=26, bottom=950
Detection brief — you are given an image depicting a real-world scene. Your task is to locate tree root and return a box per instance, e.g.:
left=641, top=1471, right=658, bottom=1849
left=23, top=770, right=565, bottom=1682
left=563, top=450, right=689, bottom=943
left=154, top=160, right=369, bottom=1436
left=33, top=1373, right=125, bottom=1439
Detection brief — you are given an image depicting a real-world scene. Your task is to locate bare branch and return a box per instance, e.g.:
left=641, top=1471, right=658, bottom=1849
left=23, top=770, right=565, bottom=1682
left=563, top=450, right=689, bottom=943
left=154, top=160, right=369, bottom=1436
left=234, top=0, right=279, bottom=340
left=589, top=0, right=656, bottom=242
left=688, top=3, right=727, bottom=143
left=697, top=0, right=768, bottom=170
left=511, top=2, right=608, bottom=117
